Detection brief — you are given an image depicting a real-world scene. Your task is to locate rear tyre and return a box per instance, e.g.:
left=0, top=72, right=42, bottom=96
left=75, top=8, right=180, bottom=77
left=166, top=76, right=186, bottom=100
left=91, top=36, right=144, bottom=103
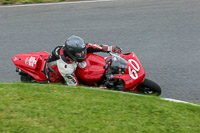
left=20, top=75, right=30, bottom=82
left=137, top=78, right=161, bottom=96
left=19, top=71, right=35, bottom=83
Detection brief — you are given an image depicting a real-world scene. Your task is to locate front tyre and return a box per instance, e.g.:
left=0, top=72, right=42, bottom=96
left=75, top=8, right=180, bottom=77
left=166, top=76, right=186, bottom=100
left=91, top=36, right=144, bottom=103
left=137, top=78, right=161, bottom=96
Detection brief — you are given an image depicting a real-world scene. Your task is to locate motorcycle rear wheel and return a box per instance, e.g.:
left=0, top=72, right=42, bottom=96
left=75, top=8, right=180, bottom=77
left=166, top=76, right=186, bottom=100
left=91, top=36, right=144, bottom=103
left=137, top=78, right=161, bottom=96
left=19, top=71, right=35, bottom=83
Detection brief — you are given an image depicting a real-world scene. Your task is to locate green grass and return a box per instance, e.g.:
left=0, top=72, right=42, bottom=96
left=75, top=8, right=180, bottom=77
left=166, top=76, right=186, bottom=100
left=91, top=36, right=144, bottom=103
left=0, top=83, right=200, bottom=133
left=0, top=0, right=85, bottom=5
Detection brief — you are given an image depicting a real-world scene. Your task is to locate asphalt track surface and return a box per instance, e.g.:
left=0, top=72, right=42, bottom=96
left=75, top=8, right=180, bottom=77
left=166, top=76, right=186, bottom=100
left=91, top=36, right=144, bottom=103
left=0, top=0, right=200, bottom=103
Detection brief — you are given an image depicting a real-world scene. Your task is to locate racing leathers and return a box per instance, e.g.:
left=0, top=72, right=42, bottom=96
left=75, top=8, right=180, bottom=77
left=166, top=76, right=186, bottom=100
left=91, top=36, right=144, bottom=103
left=45, top=43, right=122, bottom=86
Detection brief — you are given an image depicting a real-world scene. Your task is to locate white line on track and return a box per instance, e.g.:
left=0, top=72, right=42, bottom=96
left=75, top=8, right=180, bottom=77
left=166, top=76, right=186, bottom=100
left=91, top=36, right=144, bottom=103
left=161, top=98, right=200, bottom=106
left=0, top=0, right=114, bottom=8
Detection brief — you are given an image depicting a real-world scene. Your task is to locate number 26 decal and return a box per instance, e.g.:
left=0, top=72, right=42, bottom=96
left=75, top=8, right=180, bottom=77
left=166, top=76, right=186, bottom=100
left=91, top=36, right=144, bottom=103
left=128, top=59, right=140, bottom=79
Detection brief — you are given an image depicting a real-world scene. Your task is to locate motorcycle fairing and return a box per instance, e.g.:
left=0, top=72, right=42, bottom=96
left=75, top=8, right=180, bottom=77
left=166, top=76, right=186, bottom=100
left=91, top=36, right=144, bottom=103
left=75, top=53, right=106, bottom=84
left=75, top=52, right=145, bottom=91
left=112, top=52, right=145, bottom=90
left=11, top=51, right=49, bottom=81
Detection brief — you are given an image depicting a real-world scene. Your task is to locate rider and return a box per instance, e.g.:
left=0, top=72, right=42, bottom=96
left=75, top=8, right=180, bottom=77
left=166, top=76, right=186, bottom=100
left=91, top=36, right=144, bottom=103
left=45, top=35, right=122, bottom=86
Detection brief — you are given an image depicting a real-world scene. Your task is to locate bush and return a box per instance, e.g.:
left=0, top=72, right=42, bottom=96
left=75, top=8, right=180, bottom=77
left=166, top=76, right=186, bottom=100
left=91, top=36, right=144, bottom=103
left=1, top=0, right=17, bottom=4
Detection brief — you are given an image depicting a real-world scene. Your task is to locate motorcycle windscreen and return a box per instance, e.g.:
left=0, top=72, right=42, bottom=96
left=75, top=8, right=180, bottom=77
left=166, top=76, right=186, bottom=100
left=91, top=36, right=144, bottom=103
left=109, top=55, right=128, bottom=75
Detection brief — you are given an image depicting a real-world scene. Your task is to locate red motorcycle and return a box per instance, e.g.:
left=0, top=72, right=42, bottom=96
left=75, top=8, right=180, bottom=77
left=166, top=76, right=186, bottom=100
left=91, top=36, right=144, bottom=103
left=11, top=51, right=161, bottom=95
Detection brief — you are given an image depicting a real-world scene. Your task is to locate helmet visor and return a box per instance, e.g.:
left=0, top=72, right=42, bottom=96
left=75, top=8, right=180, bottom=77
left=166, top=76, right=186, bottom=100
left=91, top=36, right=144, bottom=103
left=73, top=49, right=87, bottom=62
left=75, top=50, right=85, bottom=58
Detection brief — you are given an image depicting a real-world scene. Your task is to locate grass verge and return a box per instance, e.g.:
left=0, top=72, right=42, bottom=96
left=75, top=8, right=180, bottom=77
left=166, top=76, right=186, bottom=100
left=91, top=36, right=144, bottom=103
left=0, top=0, right=85, bottom=5
left=0, top=83, right=200, bottom=132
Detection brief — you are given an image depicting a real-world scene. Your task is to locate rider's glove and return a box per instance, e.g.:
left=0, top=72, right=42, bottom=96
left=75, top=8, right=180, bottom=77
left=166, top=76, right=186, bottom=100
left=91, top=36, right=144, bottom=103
left=102, top=45, right=122, bottom=54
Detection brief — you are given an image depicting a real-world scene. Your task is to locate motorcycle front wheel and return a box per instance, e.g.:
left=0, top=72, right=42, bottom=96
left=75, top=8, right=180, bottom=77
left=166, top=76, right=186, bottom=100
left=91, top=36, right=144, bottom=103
left=137, top=78, right=161, bottom=96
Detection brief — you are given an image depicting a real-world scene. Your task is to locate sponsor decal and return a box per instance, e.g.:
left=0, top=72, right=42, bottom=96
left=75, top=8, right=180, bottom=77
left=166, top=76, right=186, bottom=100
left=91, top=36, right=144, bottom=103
left=126, top=78, right=132, bottom=82
left=82, top=44, right=86, bottom=48
left=25, top=56, right=37, bottom=67
left=13, top=57, right=18, bottom=61
left=66, top=75, right=77, bottom=84
left=93, top=44, right=102, bottom=49
left=29, top=56, right=37, bottom=67
left=128, top=59, right=140, bottom=80
left=25, top=57, right=29, bottom=65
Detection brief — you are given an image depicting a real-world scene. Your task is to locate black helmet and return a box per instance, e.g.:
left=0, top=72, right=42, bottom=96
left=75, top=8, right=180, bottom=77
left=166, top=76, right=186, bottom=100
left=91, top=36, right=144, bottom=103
left=64, top=35, right=87, bottom=62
